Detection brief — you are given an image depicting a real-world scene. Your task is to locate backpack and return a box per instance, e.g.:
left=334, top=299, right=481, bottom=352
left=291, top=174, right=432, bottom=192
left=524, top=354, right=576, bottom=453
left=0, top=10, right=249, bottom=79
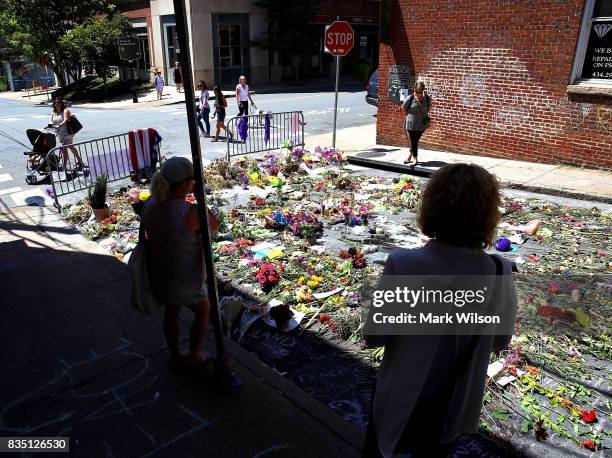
left=403, top=93, right=431, bottom=114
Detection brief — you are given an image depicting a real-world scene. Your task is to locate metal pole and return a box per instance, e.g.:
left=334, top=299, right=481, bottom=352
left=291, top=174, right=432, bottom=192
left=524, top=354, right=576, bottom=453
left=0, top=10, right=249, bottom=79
left=332, top=55, right=340, bottom=149
left=332, top=15, right=341, bottom=149
left=172, top=0, right=240, bottom=392
left=131, top=61, right=138, bottom=103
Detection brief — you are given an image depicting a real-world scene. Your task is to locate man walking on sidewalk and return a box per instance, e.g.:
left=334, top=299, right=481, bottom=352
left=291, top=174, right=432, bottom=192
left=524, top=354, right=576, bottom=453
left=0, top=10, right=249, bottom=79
left=236, top=75, right=255, bottom=116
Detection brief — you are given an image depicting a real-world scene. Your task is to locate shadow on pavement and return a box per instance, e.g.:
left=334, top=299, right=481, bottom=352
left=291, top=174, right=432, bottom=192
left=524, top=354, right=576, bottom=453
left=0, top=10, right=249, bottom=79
left=0, top=212, right=363, bottom=457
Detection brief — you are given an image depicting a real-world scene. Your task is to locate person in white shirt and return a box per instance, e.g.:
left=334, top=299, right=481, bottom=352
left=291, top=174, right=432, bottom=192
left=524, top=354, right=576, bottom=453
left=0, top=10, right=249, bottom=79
left=196, top=80, right=210, bottom=137
left=235, top=75, right=255, bottom=116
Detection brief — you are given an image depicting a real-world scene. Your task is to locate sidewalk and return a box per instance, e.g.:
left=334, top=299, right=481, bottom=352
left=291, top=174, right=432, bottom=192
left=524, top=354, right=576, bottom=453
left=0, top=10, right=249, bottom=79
left=0, top=77, right=363, bottom=110
left=306, top=123, right=612, bottom=201
left=0, top=206, right=362, bottom=457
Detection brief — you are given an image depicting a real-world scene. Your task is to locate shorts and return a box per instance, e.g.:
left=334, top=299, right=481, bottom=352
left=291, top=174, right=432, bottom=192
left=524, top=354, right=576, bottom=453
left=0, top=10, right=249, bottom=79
left=217, top=109, right=226, bottom=122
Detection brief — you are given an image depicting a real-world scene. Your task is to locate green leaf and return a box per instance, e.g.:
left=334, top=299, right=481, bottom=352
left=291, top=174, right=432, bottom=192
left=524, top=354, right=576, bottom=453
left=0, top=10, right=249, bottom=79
left=491, top=410, right=511, bottom=420
left=520, top=421, right=532, bottom=433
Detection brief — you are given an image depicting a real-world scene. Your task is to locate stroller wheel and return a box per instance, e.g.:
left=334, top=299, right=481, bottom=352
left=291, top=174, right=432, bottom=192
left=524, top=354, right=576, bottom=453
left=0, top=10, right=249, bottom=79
left=26, top=174, right=38, bottom=185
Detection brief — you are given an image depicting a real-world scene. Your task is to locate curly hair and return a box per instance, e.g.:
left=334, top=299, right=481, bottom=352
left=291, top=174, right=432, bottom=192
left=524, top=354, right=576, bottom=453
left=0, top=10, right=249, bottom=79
left=417, top=163, right=501, bottom=249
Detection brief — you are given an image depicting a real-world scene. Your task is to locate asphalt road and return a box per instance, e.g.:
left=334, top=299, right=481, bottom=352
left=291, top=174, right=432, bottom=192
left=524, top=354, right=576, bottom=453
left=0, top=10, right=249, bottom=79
left=0, top=90, right=377, bottom=208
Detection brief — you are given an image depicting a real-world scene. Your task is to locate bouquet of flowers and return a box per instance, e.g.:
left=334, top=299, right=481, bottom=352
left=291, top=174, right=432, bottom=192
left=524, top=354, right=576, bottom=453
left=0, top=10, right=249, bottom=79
left=254, top=261, right=280, bottom=292
left=339, top=247, right=367, bottom=269
left=289, top=212, right=323, bottom=239
left=264, top=210, right=289, bottom=230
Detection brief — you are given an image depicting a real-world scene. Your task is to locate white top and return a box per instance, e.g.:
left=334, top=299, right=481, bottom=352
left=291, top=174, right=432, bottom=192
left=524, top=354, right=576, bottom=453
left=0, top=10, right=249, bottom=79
left=199, top=90, right=209, bottom=107
left=236, top=83, right=249, bottom=102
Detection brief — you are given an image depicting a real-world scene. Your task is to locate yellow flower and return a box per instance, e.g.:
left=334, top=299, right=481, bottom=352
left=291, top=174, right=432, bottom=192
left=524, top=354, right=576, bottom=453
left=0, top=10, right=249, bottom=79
left=139, top=190, right=151, bottom=201
left=297, top=276, right=304, bottom=286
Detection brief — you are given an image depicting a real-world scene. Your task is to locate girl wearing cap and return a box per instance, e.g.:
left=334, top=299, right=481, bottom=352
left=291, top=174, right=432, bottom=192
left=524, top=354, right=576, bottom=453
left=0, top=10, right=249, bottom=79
left=142, top=157, right=220, bottom=369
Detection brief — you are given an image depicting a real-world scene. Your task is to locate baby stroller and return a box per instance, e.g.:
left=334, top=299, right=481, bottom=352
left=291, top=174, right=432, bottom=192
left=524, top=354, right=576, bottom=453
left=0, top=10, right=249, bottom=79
left=24, top=127, right=61, bottom=184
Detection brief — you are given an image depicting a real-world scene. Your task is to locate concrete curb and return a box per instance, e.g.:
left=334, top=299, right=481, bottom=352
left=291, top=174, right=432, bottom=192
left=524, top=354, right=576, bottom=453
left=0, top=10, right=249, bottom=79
left=220, top=335, right=365, bottom=452
left=347, top=156, right=612, bottom=203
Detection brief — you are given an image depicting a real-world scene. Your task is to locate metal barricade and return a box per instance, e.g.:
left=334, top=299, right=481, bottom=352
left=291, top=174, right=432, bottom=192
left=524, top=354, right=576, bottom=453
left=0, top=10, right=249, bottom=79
left=226, top=111, right=304, bottom=160
left=45, top=132, right=159, bottom=209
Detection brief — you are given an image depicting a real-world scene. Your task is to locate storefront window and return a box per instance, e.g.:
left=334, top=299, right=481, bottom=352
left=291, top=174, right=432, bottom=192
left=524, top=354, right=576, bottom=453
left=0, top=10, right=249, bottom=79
left=573, top=0, right=612, bottom=85
left=218, top=24, right=242, bottom=68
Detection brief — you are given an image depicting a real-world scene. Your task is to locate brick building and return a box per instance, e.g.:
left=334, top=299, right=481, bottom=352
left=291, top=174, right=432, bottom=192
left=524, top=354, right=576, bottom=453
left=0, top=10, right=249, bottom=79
left=376, top=0, right=612, bottom=169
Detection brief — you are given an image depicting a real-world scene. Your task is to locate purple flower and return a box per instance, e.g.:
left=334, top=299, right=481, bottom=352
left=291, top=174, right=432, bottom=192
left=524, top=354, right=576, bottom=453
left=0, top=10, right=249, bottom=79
left=264, top=113, right=271, bottom=144
left=45, top=187, right=55, bottom=198
left=83, top=167, right=91, bottom=178
left=237, top=116, right=249, bottom=141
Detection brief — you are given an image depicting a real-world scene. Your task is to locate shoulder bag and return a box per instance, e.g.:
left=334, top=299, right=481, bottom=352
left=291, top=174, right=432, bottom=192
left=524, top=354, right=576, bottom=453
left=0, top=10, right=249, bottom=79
left=66, top=115, right=83, bottom=135
left=127, top=220, right=161, bottom=315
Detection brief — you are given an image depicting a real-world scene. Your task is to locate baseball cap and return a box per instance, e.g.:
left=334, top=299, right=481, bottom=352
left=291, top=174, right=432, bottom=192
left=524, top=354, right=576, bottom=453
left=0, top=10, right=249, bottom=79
left=161, top=157, right=194, bottom=184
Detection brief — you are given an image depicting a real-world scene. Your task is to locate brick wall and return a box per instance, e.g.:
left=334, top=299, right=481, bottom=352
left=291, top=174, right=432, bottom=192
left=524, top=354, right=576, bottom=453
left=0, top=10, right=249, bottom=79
left=377, top=0, right=612, bottom=169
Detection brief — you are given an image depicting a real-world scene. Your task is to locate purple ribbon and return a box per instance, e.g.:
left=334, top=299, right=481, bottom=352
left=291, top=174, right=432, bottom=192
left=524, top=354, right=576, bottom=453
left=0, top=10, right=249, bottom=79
left=237, top=116, right=249, bottom=142
left=264, top=113, right=271, bottom=144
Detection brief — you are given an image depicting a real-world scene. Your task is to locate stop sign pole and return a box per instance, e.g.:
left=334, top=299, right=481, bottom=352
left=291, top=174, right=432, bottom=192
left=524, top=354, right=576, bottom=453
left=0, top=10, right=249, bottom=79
left=325, top=20, right=354, bottom=149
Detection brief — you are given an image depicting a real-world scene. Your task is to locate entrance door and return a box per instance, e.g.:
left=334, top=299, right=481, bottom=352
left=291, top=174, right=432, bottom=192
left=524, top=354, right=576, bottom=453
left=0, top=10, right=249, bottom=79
left=164, top=24, right=179, bottom=84
left=212, top=14, right=250, bottom=87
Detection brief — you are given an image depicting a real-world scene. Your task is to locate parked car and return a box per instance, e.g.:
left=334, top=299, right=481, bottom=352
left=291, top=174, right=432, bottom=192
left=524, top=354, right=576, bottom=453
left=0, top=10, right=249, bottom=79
left=365, top=69, right=378, bottom=107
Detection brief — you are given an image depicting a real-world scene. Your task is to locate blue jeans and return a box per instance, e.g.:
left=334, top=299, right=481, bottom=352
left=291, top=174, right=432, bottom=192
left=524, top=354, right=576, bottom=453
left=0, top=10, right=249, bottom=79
left=197, top=105, right=210, bottom=135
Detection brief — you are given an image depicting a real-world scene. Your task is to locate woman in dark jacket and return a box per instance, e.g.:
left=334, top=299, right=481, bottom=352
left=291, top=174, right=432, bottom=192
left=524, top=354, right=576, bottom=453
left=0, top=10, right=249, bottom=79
left=363, top=163, right=517, bottom=457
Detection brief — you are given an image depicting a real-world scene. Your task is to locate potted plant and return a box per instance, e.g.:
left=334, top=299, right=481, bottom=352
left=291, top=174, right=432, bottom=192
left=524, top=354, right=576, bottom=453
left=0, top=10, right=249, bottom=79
left=88, top=174, right=110, bottom=221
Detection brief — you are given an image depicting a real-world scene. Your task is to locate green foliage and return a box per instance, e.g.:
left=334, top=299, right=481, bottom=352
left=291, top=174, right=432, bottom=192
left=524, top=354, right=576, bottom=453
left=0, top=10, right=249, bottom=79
left=253, top=0, right=319, bottom=52
left=59, top=14, right=130, bottom=90
left=88, top=174, right=108, bottom=209
left=52, top=75, right=150, bottom=103
left=0, top=0, right=115, bottom=86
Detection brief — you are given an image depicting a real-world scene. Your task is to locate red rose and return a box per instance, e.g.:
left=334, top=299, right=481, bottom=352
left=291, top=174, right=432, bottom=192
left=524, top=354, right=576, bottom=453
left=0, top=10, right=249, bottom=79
left=579, top=409, right=597, bottom=423
left=579, top=440, right=596, bottom=451
left=256, top=273, right=266, bottom=284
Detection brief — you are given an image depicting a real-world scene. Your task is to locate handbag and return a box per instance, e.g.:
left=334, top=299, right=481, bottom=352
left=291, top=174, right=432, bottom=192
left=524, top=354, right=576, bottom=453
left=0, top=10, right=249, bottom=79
left=423, top=115, right=431, bottom=129
left=66, top=115, right=83, bottom=135
left=127, top=223, right=161, bottom=315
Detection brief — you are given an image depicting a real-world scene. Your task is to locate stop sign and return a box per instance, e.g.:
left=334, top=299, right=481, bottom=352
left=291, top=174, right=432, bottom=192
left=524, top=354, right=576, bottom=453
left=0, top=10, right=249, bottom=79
left=325, top=21, right=355, bottom=57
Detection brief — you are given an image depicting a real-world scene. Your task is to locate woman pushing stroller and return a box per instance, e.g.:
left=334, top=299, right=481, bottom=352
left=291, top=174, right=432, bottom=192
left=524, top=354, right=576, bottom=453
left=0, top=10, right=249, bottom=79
left=50, top=97, right=84, bottom=171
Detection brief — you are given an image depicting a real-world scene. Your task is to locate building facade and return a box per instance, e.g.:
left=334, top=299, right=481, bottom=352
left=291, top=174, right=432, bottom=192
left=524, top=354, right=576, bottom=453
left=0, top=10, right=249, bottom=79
left=377, top=0, right=612, bottom=169
left=150, top=0, right=269, bottom=88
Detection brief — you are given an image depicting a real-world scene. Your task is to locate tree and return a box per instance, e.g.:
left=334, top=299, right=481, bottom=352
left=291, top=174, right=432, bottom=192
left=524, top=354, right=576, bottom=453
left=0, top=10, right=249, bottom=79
left=0, top=0, right=114, bottom=87
left=253, top=0, right=319, bottom=82
left=59, top=14, right=130, bottom=96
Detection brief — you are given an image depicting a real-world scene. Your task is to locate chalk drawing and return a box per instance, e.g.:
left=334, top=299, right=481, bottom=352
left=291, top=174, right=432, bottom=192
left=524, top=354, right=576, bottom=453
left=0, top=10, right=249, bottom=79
left=328, top=399, right=367, bottom=429
left=139, top=405, right=216, bottom=458
left=459, top=74, right=487, bottom=108
left=252, top=445, right=293, bottom=457
left=417, top=48, right=599, bottom=138
left=492, top=107, right=530, bottom=132
left=596, top=107, right=612, bottom=135
left=1, top=337, right=180, bottom=456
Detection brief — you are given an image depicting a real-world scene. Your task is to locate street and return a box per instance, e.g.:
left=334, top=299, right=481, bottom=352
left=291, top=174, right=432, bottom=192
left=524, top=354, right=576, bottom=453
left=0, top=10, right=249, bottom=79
left=0, top=90, right=376, bottom=208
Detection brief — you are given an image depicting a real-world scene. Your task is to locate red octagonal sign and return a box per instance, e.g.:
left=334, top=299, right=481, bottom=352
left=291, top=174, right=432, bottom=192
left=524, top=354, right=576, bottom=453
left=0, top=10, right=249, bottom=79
left=325, top=21, right=355, bottom=57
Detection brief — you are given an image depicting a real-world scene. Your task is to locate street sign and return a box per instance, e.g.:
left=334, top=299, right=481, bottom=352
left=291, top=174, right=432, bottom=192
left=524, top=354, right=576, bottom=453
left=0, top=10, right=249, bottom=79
left=119, top=36, right=140, bottom=61
left=326, top=20, right=355, bottom=148
left=324, top=21, right=355, bottom=57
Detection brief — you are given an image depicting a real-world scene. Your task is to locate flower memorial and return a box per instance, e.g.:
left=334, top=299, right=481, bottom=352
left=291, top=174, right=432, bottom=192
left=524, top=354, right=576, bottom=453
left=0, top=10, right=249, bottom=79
left=59, top=144, right=611, bottom=454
